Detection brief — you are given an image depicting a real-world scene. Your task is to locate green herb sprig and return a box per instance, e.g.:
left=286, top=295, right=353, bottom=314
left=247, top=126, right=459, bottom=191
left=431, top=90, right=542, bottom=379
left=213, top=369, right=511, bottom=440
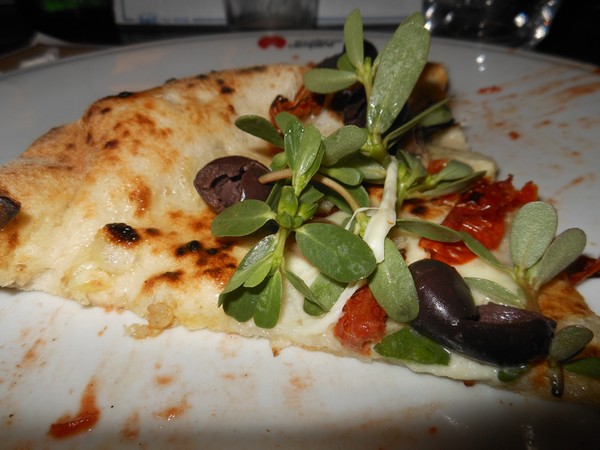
left=304, top=10, right=432, bottom=164
left=212, top=115, right=377, bottom=327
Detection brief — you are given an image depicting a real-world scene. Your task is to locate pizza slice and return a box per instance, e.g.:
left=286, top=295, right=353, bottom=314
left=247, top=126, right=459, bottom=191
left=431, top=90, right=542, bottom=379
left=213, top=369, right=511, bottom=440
left=1, top=11, right=599, bottom=407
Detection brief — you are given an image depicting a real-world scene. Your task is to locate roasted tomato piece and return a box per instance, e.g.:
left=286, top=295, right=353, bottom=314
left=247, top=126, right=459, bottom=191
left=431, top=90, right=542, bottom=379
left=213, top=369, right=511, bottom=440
left=420, top=176, right=538, bottom=265
left=269, top=85, right=322, bottom=123
left=334, top=286, right=387, bottom=355
left=567, top=255, right=600, bottom=284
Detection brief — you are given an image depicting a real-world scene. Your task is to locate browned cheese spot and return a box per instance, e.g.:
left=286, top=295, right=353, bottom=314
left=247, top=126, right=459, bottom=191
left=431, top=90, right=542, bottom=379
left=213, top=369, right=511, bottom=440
left=142, top=271, right=185, bottom=294
left=144, top=227, right=162, bottom=237
left=128, top=177, right=152, bottom=217
left=135, top=113, right=156, bottom=129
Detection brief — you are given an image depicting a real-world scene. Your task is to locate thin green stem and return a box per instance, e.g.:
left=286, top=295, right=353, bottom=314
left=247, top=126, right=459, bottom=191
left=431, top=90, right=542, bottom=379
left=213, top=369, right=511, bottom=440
left=259, top=169, right=361, bottom=212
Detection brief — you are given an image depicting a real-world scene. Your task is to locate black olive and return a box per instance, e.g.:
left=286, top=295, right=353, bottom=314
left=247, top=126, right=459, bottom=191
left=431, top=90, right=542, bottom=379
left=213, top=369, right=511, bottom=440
left=409, top=259, right=556, bottom=366
left=456, top=303, right=556, bottom=366
left=409, top=259, right=478, bottom=350
left=194, top=156, right=271, bottom=213
left=316, top=39, right=378, bottom=70
left=0, top=196, right=20, bottom=228
left=318, top=40, right=379, bottom=128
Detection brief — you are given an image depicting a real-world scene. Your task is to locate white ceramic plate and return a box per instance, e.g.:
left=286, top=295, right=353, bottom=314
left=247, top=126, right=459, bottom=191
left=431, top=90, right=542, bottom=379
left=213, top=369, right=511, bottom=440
left=1, top=31, right=599, bottom=449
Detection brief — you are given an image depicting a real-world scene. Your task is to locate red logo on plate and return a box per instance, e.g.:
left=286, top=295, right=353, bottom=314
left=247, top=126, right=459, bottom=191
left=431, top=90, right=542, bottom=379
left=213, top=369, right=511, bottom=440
left=258, top=35, right=287, bottom=49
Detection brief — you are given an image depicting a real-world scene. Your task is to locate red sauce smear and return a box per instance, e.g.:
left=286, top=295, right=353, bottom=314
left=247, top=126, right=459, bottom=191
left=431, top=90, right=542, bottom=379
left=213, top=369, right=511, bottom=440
left=427, top=158, right=448, bottom=174
left=478, top=85, right=502, bottom=94
left=334, top=285, right=387, bottom=354
left=48, top=380, right=100, bottom=439
left=420, top=176, right=538, bottom=265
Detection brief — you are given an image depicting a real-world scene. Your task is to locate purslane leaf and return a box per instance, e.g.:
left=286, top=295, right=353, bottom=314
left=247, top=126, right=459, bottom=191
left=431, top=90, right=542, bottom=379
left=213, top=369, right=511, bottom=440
left=459, top=231, right=505, bottom=270
left=396, top=218, right=462, bottom=242
left=564, top=357, right=600, bottom=378
left=319, top=167, right=363, bottom=186
left=304, top=273, right=346, bottom=315
left=368, top=238, right=419, bottom=322
left=528, top=227, right=586, bottom=290
left=322, top=183, right=370, bottom=214
left=374, top=327, right=451, bottom=365
left=242, top=255, right=274, bottom=288
left=219, top=234, right=278, bottom=295
left=435, top=159, right=474, bottom=182
left=295, top=223, right=376, bottom=282
left=283, top=117, right=304, bottom=172
left=337, top=153, right=386, bottom=181
left=303, top=68, right=358, bottom=94
left=549, top=325, right=594, bottom=363
left=294, top=124, right=324, bottom=194
left=344, top=9, right=364, bottom=69
left=337, top=52, right=354, bottom=72
left=510, top=201, right=558, bottom=270
left=211, top=200, right=275, bottom=237
left=253, top=270, right=283, bottom=328
left=383, top=98, right=451, bottom=148
left=220, top=286, right=257, bottom=322
left=464, top=277, right=524, bottom=307
left=417, top=171, right=486, bottom=198
left=322, top=125, right=368, bottom=166
left=368, top=13, right=430, bottom=134
left=235, top=115, right=283, bottom=148
left=284, top=268, right=319, bottom=304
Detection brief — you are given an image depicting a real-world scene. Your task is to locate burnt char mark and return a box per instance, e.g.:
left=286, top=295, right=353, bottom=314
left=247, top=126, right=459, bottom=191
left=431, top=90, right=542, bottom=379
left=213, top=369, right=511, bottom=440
left=104, top=139, right=119, bottom=150
left=410, top=203, right=429, bottom=217
left=238, top=65, right=267, bottom=74
left=176, top=240, right=202, bottom=257
left=215, top=78, right=235, bottom=94
left=117, top=91, right=133, bottom=98
left=0, top=196, right=21, bottom=228
left=172, top=235, right=238, bottom=286
left=104, top=223, right=141, bottom=246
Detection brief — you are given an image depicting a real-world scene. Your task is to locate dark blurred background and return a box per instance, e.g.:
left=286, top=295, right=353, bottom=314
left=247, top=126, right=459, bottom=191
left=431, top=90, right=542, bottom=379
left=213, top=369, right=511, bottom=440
left=1, top=0, right=599, bottom=68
